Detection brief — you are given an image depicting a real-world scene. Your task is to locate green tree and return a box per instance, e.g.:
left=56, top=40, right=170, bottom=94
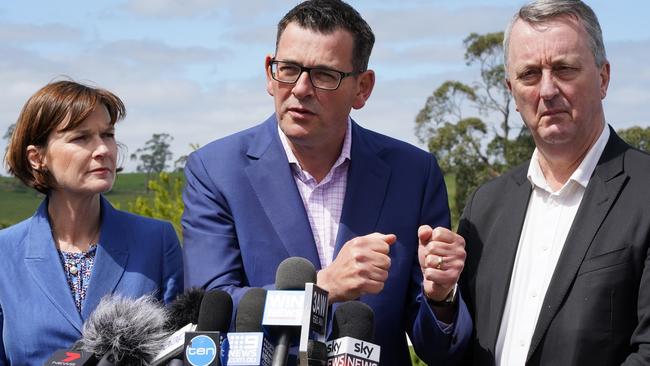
left=130, top=133, right=174, bottom=183
left=618, top=126, right=650, bottom=152
left=127, top=171, right=184, bottom=239
left=416, top=32, right=534, bottom=224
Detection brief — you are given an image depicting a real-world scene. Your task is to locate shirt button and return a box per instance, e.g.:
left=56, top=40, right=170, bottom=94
left=542, top=246, right=549, bottom=252
left=69, top=266, right=79, bottom=275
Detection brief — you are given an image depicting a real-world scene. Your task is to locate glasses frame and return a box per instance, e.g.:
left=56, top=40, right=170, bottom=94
left=269, top=59, right=359, bottom=91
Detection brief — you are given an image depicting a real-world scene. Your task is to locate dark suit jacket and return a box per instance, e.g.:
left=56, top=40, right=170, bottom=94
left=182, top=115, right=472, bottom=365
left=459, top=129, right=650, bottom=365
left=0, top=196, right=183, bottom=366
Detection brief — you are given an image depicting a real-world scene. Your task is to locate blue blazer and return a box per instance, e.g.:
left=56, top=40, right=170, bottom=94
left=182, top=115, right=471, bottom=365
left=0, top=196, right=183, bottom=365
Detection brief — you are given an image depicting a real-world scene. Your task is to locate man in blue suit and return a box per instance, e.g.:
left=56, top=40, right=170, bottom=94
left=182, top=0, right=471, bottom=364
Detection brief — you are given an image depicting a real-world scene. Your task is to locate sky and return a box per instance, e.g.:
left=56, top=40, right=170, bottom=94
left=1, top=0, right=649, bottom=174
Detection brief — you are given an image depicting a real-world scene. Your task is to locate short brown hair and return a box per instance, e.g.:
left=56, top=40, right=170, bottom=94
left=5, top=80, right=126, bottom=194
left=276, top=0, right=375, bottom=73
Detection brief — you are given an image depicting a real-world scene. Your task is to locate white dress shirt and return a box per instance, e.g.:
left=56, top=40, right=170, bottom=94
left=495, top=126, right=610, bottom=366
left=278, top=120, right=351, bottom=268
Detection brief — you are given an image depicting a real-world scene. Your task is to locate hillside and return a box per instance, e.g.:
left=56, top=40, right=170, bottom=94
left=0, top=173, right=151, bottom=228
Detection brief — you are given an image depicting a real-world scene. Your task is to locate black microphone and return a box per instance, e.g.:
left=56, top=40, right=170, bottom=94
left=45, top=348, right=98, bottom=366
left=223, top=288, right=274, bottom=365
left=326, top=301, right=380, bottom=366
left=183, top=289, right=233, bottom=366
left=152, top=289, right=232, bottom=365
left=76, top=294, right=170, bottom=365
left=165, top=287, right=206, bottom=331
left=152, top=288, right=207, bottom=365
left=262, top=257, right=328, bottom=366
left=306, top=340, right=327, bottom=366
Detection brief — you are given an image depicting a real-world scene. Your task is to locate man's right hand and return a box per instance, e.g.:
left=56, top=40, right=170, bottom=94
left=317, top=232, right=396, bottom=304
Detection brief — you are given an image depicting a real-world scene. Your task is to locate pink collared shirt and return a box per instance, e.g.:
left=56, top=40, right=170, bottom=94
left=278, top=120, right=351, bottom=268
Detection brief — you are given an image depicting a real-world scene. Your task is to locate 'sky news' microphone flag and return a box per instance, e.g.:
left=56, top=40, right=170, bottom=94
left=326, top=301, right=380, bottom=366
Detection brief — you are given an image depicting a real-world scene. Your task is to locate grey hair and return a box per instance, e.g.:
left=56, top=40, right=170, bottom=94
left=503, top=0, right=607, bottom=69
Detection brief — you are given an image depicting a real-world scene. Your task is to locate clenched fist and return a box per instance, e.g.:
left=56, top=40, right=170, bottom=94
left=418, top=225, right=466, bottom=302
left=317, top=232, right=396, bottom=304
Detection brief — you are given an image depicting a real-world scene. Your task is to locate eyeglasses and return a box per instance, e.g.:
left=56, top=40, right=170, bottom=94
left=269, top=59, right=359, bottom=91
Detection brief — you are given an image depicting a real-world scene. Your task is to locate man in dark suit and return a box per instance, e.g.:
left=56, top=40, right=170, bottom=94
left=181, top=0, right=471, bottom=364
left=457, top=0, right=650, bottom=365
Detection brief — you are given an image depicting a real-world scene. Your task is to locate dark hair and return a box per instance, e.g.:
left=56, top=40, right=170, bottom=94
left=276, top=0, right=375, bottom=72
left=504, top=0, right=606, bottom=68
left=5, top=80, right=126, bottom=194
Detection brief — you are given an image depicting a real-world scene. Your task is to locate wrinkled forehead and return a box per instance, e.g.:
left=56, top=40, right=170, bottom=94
left=506, top=16, right=591, bottom=67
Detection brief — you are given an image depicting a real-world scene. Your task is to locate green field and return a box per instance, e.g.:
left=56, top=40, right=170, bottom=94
left=0, top=173, right=151, bottom=228
left=1, top=171, right=457, bottom=229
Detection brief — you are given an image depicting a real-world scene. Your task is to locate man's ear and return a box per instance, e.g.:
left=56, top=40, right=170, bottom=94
left=352, top=69, right=375, bottom=110
left=599, top=61, right=611, bottom=99
left=265, top=55, right=275, bottom=96
left=26, top=145, right=45, bottom=171
left=505, top=78, right=519, bottom=111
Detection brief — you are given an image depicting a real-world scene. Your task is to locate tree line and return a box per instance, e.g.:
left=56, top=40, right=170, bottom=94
left=2, top=31, right=649, bottom=231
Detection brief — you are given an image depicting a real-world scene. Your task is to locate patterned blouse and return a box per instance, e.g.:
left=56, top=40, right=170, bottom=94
left=58, top=244, right=97, bottom=313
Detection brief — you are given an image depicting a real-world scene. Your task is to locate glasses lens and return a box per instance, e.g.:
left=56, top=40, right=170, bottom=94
left=310, top=69, right=341, bottom=90
left=272, top=62, right=301, bottom=83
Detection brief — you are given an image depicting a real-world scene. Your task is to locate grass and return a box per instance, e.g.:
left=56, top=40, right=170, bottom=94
left=0, top=173, right=152, bottom=228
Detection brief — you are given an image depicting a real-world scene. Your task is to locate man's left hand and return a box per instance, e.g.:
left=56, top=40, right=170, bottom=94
left=418, top=225, right=466, bottom=302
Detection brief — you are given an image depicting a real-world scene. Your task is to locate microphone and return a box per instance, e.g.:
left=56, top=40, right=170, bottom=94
left=45, top=348, right=97, bottom=366
left=152, top=289, right=232, bottom=366
left=224, top=288, right=274, bottom=365
left=184, top=289, right=233, bottom=366
left=326, top=301, right=380, bottom=366
left=306, top=340, right=327, bottom=366
left=76, top=294, right=169, bottom=365
left=262, top=257, right=328, bottom=366
left=165, top=287, right=206, bottom=331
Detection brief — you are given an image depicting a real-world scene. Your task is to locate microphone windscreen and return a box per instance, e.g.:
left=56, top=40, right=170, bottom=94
left=275, top=257, right=317, bottom=290
left=79, top=294, right=169, bottom=364
left=235, top=288, right=267, bottom=332
left=196, top=289, right=233, bottom=332
left=165, top=287, right=205, bottom=331
left=331, top=301, right=375, bottom=342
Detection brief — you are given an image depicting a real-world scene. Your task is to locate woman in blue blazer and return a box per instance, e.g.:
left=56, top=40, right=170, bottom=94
left=0, top=80, right=183, bottom=365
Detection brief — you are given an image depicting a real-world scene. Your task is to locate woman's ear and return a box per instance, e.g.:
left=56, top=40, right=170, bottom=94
left=26, top=145, right=45, bottom=171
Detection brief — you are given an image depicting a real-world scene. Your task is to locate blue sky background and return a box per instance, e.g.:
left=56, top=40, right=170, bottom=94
left=1, top=0, right=649, bottom=173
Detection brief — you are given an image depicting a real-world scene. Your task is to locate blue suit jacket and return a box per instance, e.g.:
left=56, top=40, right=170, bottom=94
left=0, top=196, right=183, bottom=366
left=182, top=115, right=471, bottom=365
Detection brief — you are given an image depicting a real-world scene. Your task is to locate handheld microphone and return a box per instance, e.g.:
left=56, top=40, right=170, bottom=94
left=183, top=289, right=233, bottom=366
left=224, top=287, right=274, bottom=366
left=76, top=294, right=169, bottom=365
left=45, top=348, right=97, bottom=366
left=152, top=289, right=232, bottom=366
left=152, top=288, right=207, bottom=365
left=262, top=257, right=328, bottom=366
left=165, top=287, right=206, bottom=332
left=326, top=301, right=380, bottom=366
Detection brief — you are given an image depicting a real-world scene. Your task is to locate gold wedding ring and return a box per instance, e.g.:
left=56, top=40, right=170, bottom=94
left=436, top=256, right=444, bottom=270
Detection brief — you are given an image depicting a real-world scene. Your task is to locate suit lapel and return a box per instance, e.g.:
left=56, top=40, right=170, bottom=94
left=486, top=168, right=532, bottom=351
left=334, top=122, right=390, bottom=257
left=24, top=199, right=84, bottom=332
left=81, top=197, right=128, bottom=320
left=527, top=131, right=628, bottom=360
left=245, top=116, right=320, bottom=268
